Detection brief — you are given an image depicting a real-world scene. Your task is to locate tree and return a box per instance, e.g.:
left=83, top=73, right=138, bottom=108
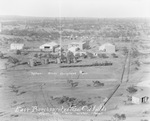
left=122, top=47, right=128, bottom=55
left=16, top=50, right=21, bottom=55
left=131, top=48, right=140, bottom=58
left=87, top=52, right=94, bottom=59
left=66, top=51, right=75, bottom=63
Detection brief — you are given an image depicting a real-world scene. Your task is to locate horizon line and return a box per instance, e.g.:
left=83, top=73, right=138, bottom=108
left=0, top=15, right=150, bottom=19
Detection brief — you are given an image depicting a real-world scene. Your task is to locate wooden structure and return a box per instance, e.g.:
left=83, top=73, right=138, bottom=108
left=132, top=95, right=149, bottom=104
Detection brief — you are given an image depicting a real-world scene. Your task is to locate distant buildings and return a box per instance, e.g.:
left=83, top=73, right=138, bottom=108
left=99, top=43, right=116, bottom=53
left=10, top=43, right=25, bottom=50
left=39, top=41, right=59, bottom=52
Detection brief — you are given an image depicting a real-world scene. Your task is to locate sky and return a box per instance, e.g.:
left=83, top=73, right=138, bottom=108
left=0, top=0, right=150, bottom=18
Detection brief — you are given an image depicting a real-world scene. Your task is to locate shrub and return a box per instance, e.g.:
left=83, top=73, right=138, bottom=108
left=134, top=60, right=140, bottom=67
left=113, top=113, right=122, bottom=120
left=132, top=48, right=140, bottom=58
left=66, top=51, right=75, bottom=63
left=75, top=53, right=80, bottom=59
left=34, top=53, right=38, bottom=57
left=126, top=86, right=137, bottom=93
left=87, top=52, right=95, bottom=59
left=112, top=113, right=126, bottom=121
left=98, top=54, right=103, bottom=58
left=102, top=53, right=109, bottom=58
left=16, top=50, right=21, bottom=55
left=8, top=57, right=20, bottom=64
left=120, top=114, right=126, bottom=120
left=111, top=53, right=118, bottom=58
left=93, top=81, right=104, bottom=87
left=0, top=51, right=3, bottom=58
left=141, top=119, right=149, bottom=121
left=81, top=53, right=87, bottom=58
left=122, top=47, right=128, bottom=55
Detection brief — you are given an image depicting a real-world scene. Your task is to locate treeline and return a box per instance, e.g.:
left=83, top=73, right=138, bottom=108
left=1, top=29, right=60, bottom=40
left=1, top=28, right=95, bottom=39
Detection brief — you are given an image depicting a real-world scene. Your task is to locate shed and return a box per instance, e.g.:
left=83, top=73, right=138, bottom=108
left=10, top=43, right=25, bottom=50
left=99, top=43, right=115, bottom=53
left=39, top=42, right=59, bottom=52
left=132, top=94, right=149, bottom=104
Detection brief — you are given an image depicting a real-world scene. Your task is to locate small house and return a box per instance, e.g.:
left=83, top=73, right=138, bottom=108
left=99, top=43, right=115, bottom=53
left=39, top=42, right=59, bottom=52
left=10, top=43, right=25, bottom=50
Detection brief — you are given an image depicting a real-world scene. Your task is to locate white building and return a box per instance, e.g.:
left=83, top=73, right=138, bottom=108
left=132, top=95, right=149, bottom=104
left=68, top=41, right=89, bottom=50
left=68, top=46, right=80, bottom=52
left=99, top=43, right=115, bottom=53
left=10, top=43, right=25, bottom=50
left=39, top=42, right=59, bottom=52
left=68, top=46, right=87, bottom=56
left=68, top=47, right=80, bottom=55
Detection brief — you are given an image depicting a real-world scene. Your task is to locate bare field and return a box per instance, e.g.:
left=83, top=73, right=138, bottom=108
left=0, top=58, right=123, bottom=121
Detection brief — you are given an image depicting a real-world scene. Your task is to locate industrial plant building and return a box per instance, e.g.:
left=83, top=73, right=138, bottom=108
left=99, top=43, right=116, bottom=53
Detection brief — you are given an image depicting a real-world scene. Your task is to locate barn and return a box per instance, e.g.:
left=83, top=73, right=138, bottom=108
left=39, top=42, right=59, bottom=52
left=10, top=43, right=25, bottom=50
left=99, top=43, right=116, bottom=53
